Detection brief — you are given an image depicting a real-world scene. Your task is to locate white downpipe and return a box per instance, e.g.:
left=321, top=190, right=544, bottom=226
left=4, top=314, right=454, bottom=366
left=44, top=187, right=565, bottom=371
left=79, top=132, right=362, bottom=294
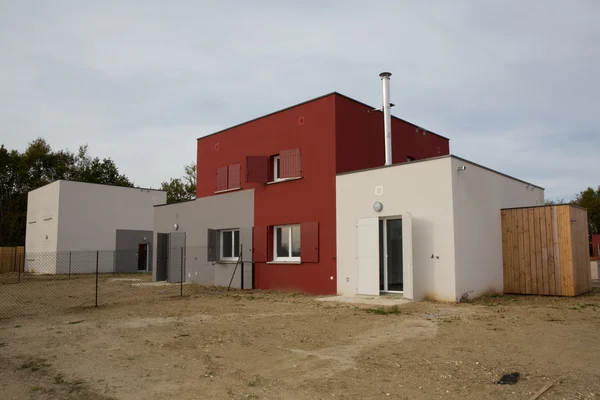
left=380, top=72, right=392, bottom=166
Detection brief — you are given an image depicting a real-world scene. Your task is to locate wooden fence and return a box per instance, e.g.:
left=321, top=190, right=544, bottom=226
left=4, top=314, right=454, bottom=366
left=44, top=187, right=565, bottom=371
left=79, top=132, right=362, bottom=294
left=0, top=246, right=25, bottom=274
left=501, top=204, right=591, bottom=296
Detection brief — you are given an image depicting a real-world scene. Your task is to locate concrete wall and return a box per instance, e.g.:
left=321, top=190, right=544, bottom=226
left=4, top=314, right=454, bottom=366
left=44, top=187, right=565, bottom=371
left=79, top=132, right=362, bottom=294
left=591, top=260, right=599, bottom=281
left=115, top=229, right=154, bottom=273
left=153, top=189, right=254, bottom=289
left=450, top=157, right=544, bottom=300
left=336, top=157, right=458, bottom=301
left=25, top=181, right=61, bottom=273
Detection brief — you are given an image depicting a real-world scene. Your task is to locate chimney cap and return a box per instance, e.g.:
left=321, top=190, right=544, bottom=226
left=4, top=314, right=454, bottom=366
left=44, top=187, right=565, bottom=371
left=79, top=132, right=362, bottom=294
left=379, top=72, right=392, bottom=78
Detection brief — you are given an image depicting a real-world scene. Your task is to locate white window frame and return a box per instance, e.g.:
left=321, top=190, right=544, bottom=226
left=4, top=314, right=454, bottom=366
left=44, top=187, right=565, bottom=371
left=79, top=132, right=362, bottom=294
left=220, top=229, right=240, bottom=260
left=273, top=224, right=301, bottom=262
left=273, top=155, right=282, bottom=181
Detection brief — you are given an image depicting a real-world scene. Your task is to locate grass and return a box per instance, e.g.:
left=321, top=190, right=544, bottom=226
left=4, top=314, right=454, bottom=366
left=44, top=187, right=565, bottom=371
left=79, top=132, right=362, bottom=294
left=365, top=305, right=401, bottom=315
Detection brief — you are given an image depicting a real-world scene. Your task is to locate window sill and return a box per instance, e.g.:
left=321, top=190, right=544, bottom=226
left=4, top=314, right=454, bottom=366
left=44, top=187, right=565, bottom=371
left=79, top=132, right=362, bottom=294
left=266, top=261, right=302, bottom=265
left=215, top=260, right=240, bottom=264
left=267, top=176, right=303, bottom=185
left=214, top=187, right=242, bottom=194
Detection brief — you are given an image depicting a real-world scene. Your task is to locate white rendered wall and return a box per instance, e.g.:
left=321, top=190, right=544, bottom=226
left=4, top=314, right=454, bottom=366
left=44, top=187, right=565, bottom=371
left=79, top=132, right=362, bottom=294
left=336, top=157, right=458, bottom=301
left=25, top=181, right=61, bottom=273
left=450, top=157, right=544, bottom=300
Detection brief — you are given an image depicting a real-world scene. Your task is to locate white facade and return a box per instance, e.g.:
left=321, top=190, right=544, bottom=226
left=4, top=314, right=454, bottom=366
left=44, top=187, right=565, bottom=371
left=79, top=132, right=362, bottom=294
left=25, top=180, right=166, bottom=274
left=336, top=155, right=544, bottom=302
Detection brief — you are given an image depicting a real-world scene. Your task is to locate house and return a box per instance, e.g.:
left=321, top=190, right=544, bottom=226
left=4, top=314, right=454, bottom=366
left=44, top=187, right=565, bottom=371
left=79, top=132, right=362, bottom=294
left=335, top=155, right=545, bottom=301
left=25, top=180, right=166, bottom=274
left=192, top=88, right=449, bottom=295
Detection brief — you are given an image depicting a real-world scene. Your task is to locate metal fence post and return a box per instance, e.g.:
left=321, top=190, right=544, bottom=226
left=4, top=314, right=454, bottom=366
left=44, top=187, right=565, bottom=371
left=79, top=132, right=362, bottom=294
left=180, top=247, right=184, bottom=297
left=17, top=250, right=21, bottom=283
left=68, top=251, right=72, bottom=279
left=95, top=251, right=99, bottom=307
left=13, top=246, right=17, bottom=272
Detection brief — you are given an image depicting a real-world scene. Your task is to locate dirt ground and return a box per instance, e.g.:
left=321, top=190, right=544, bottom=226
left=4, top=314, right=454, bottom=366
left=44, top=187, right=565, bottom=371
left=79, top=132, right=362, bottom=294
left=1, top=284, right=599, bottom=400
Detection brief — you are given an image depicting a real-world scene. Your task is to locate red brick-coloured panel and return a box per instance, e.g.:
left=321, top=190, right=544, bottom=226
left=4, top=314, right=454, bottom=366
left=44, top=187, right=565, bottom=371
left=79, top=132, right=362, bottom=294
left=300, top=221, right=319, bottom=263
left=228, top=163, right=241, bottom=189
left=246, top=156, right=269, bottom=183
left=279, top=148, right=302, bottom=178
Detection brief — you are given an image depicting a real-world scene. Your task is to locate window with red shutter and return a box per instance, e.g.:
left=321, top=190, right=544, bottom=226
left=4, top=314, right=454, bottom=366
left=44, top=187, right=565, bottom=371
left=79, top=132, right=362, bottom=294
left=300, top=222, right=319, bottom=262
left=246, top=156, right=269, bottom=183
left=228, top=163, right=241, bottom=189
left=216, top=166, right=228, bottom=191
left=279, top=148, right=302, bottom=179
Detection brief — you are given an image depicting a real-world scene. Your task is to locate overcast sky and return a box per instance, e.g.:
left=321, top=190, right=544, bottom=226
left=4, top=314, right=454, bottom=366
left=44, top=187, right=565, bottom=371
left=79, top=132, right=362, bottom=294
left=1, top=1, right=598, bottom=200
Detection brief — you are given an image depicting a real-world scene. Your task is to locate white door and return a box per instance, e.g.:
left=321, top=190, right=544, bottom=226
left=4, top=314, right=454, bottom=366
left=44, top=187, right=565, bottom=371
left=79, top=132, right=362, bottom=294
left=357, top=217, right=379, bottom=295
left=402, top=212, right=414, bottom=299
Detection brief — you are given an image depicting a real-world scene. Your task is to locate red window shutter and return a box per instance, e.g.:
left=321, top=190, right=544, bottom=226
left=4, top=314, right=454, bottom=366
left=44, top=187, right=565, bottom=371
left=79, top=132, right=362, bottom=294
left=246, top=156, right=269, bottom=183
left=280, top=148, right=302, bottom=178
left=253, top=226, right=268, bottom=262
left=216, top=166, right=228, bottom=191
left=300, top=221, right=319, bottom=263
left=228, top=163, right=241, bottom=189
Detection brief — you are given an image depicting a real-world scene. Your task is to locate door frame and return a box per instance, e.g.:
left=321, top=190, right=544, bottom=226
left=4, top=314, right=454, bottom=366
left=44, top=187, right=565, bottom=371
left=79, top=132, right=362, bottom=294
left=380, top=216, right=403, bottom=294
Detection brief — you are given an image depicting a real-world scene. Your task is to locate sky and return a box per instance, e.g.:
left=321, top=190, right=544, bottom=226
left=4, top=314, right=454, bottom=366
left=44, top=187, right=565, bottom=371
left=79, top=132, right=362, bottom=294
left=1, top=1, right=598, bottom=201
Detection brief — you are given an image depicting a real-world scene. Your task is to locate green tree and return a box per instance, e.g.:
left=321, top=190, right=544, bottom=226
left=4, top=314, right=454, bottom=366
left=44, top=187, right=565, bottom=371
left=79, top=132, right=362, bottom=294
left=161, top=162, right=196, bottom=203
left=571, top=186, right=600, bottom=235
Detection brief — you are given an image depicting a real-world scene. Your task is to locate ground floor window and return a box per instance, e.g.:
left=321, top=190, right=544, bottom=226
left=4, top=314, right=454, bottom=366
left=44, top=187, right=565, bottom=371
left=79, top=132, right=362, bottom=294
left=274, top=224, right=300, bottom=261
left=220, top=229, right=240, bottom=260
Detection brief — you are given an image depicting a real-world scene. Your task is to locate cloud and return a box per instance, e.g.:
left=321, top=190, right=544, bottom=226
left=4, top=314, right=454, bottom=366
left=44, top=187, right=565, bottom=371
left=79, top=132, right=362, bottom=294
left=0, top=0, right=598, bottom=198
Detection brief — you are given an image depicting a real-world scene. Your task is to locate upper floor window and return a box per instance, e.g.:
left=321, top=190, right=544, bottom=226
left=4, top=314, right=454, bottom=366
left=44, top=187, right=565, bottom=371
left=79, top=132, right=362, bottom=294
left=215, top=163, right=241, bottom=192
left=246, top=148, right=302, bottom=184
left=274, top=224, right=301, bottom=261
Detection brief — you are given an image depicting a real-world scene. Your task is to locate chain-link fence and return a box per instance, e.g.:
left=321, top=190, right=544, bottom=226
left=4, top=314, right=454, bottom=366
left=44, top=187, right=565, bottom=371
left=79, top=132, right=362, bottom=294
left=0, top=245, right=249, bottom=319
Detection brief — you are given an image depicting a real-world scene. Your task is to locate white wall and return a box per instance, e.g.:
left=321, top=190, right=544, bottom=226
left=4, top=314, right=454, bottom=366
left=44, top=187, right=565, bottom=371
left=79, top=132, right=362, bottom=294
left=336, top=157, right=458, bottom=301
left=591, top=260, right=599, bottom=280
left=450, top=157, right=544, bottom=300
left=25, top=181, right=61, bottom=273
left=57, top=181, right=166, bottom=252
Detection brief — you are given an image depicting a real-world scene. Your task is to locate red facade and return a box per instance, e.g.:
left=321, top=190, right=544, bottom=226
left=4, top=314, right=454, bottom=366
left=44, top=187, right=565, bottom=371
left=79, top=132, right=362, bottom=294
left=196, top=92, right=450, bottom=295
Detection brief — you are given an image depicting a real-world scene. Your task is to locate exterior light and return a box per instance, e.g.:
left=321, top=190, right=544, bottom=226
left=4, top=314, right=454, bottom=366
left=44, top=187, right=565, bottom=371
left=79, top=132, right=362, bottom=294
left=174, top=224, right=179, bottom=231
left=373, top=201, right=383, bottom=212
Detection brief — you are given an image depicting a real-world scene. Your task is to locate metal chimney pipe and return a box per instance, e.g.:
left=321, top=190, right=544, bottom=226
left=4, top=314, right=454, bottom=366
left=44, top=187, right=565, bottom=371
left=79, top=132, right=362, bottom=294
left=379, top=72, right=392, bottom=166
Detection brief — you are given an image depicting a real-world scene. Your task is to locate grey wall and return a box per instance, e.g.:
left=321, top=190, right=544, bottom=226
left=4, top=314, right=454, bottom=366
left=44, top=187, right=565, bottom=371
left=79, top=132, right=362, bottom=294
left=153, top=189, right=254, bottom=289
left=57, top=180, right=166, bottom=252
left=115, top=229, right=154, bottom=273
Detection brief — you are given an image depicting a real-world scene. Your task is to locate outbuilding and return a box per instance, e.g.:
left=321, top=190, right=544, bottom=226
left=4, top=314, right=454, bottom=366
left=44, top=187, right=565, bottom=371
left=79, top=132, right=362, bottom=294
left=25, top=180, right=166, bottom=274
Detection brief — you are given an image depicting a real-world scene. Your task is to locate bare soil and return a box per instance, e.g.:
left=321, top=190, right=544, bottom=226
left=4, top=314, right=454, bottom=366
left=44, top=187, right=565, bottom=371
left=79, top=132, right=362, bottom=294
left=1, top=282, right=599, bottom=400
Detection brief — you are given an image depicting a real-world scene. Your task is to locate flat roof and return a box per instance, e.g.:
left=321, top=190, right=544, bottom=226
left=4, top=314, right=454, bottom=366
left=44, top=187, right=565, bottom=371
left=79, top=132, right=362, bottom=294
left=336, top=154, right=545, bottom=191
left=196, top=91, right=449, bottom=141
left=32, top=179, right=166, bottom=193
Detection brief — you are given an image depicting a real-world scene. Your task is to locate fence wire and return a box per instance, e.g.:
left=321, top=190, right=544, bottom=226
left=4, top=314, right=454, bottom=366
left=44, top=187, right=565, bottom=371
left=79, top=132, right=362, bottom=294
left=0, top=246, right=248, bottom=319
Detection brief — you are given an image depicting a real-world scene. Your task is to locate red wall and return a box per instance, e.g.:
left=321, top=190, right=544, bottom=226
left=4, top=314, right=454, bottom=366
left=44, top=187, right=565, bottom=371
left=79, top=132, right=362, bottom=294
left=592, top=234, right=600, bottom=260
left=196, top=95, right=338, bottom=295
left=334, top=95, right=450, bottom=174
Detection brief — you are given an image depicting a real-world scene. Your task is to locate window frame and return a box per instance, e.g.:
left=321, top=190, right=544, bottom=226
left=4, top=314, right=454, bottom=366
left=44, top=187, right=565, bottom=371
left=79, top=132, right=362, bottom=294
left=219, top=229, right=240, bottom=261
left=273, top=155, right=282, bottom=182
left=273, top=224, right=301, bottom=262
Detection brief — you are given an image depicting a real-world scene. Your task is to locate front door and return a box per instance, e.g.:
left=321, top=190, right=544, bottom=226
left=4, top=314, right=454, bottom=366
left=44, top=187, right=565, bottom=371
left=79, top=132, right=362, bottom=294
left=380, top=218, right=403, bottom=293
left=137, top=243, right=148, bottom=271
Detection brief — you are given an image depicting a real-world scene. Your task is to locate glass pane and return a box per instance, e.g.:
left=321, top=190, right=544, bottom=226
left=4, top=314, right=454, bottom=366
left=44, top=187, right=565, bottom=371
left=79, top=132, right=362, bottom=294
left=222, top=231, right=233, bottom=258
left=379, top=219, right=384, bottom=291
left=233, top=230, right=240, bottom=257
left=291, top=225, right=300, bottom=257
left=276, top=227, right=290, bottom=258
left=275, top=157, right=280, bottom=179
left=386, top=219, right=403, bottom=291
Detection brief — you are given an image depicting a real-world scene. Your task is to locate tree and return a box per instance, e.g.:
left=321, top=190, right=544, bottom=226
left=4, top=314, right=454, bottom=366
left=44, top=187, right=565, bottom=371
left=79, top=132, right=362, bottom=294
left=572, top=186, right=600, bottom=235
left=0, top=138, right=134, bottom=246
left=161, top=162, right=196, bottom=204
